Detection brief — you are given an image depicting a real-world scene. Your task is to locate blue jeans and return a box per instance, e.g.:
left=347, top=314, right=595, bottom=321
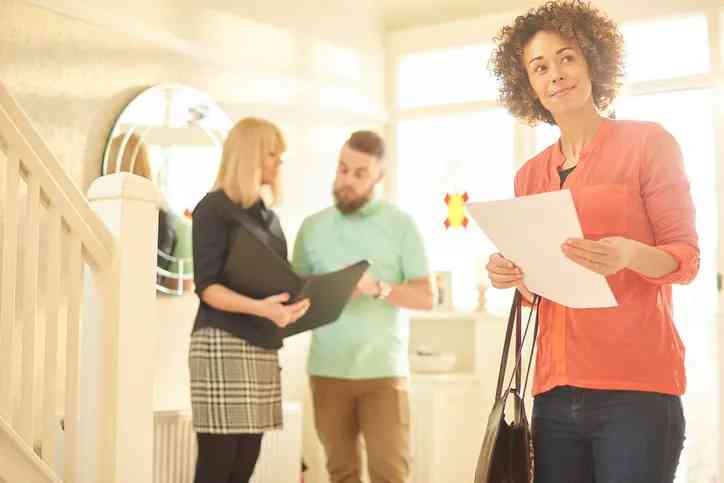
left=532, top=386, right=685, bottom=483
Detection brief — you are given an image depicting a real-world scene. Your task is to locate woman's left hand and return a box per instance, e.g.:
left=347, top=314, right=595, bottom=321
left=562, top=236, right=637, bottom=276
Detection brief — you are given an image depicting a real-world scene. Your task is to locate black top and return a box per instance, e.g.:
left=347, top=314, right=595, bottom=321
left=559, top=165, right=576, bottom=187
left=191, top=190, right=287, bottom=349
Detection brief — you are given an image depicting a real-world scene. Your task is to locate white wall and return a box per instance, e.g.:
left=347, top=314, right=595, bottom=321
left=0, top=1, right=386, bottom=481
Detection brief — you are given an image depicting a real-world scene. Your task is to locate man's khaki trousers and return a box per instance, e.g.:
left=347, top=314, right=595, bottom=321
left=310, top=376, right=411, bottom=483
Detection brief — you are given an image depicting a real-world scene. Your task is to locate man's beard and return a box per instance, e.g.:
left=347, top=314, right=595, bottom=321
left=334, top=185, right=374, bottom=214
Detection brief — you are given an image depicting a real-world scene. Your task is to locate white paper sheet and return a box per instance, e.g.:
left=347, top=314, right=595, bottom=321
left=466, top=190, right=617, bottom=309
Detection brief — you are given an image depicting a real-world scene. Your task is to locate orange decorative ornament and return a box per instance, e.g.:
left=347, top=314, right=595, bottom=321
left=444, top=192, right=469, bottom=229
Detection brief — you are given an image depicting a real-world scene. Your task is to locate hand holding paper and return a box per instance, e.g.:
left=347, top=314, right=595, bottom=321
left=562, top=236, right=636, bottom=276
left=467, top=190, right=617, bottom=309
left=485, top=253, right=534, bottom=301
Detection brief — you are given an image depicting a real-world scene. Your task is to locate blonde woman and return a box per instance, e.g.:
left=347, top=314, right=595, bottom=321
left=189, top=118, right=310, bottom=483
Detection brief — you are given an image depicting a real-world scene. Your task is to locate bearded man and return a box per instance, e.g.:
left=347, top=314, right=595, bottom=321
left=292, top=130, right=434, bottom=483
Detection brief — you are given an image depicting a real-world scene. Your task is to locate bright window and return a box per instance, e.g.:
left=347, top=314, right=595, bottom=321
left=397, top=44, right=497, bottom=109
left=621, top=15, right=710, bottom=84
left=534, top=122, right=560, bottom=154
left=150, top=145, right=220, bottom=216
left=396, top=109, right=515, bottom=312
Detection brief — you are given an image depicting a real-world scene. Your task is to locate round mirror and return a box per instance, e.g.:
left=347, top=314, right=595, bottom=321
left=102, top=84, right=232, bottom=295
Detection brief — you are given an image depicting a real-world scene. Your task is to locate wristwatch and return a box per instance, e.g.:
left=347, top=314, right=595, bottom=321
left=375, top=280, right=392, bottom=300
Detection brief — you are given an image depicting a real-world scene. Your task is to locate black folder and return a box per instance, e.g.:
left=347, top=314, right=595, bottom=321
left=222, top=224, right=370, bottom=338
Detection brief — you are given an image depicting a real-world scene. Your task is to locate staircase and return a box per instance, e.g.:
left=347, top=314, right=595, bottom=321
left=0, top=81, right=159, bottom=483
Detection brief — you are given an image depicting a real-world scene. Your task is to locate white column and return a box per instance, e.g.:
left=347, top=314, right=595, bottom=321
left=710, top=8, right=724, bottom=482
left=78, top=173, right=159, bottom=483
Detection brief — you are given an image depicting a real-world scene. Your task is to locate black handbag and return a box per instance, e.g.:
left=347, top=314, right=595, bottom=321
left=474, top=291, right=540, bottom=483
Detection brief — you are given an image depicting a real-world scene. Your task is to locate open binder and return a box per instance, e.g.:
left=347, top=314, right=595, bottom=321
left=222, top=223, right=369, bottom=338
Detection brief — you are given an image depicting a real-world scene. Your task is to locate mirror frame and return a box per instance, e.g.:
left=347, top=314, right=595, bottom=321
left=102, top=83, right=231, bottom=295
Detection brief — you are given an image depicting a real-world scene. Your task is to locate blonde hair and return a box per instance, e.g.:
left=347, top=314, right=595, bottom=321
left=214, top=117, right=286, bottom=208
left=106, top=132, right=152, bottom=179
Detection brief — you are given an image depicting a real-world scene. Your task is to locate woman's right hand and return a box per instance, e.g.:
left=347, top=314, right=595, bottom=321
left=259, top=293, right=311, bottom=328
left=486, top=253, right=534, bottom=300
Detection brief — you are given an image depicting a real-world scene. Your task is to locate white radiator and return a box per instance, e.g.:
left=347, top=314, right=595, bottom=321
left=154, top=402, right=303, bottom=483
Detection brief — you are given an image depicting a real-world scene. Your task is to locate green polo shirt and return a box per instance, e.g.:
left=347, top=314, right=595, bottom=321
left=292, top=198, right=429, bottom=379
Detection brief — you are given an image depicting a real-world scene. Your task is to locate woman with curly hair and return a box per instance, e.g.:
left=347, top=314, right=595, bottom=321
left=485, top=1, right=699, bottom=481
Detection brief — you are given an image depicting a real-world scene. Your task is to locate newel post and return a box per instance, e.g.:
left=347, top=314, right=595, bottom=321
left=78, top=173, right=159, bottom=483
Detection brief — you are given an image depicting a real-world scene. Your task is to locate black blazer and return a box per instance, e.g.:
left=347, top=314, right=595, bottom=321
left=191, top=190, right=287, bottom=349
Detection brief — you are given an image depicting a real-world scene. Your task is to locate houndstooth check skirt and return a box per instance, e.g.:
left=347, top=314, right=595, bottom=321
left=189, top=327, right=283, bottom=433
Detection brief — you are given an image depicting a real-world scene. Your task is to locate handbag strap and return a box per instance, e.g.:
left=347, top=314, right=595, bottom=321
left=522, top=297, right=540, bottom=398
left=513, top=293, right=522, bottom=418
left=494, top=292, right=541, bottom=421
left=494, top=290, right=521, bottom=400
left=505, top=295, right=539, bottom=422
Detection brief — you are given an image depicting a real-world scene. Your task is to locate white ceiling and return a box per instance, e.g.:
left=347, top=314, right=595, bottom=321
left=380, top=0, right=541, bottom=31
left=380, top=0, right=722, bottom=31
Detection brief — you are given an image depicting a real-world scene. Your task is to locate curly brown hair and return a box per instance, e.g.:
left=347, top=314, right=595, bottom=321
left=489, top=0, right=625, bottom=125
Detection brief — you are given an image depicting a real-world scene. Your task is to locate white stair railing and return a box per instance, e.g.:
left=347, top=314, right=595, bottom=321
left=0, top=81, right=158, bottom=483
